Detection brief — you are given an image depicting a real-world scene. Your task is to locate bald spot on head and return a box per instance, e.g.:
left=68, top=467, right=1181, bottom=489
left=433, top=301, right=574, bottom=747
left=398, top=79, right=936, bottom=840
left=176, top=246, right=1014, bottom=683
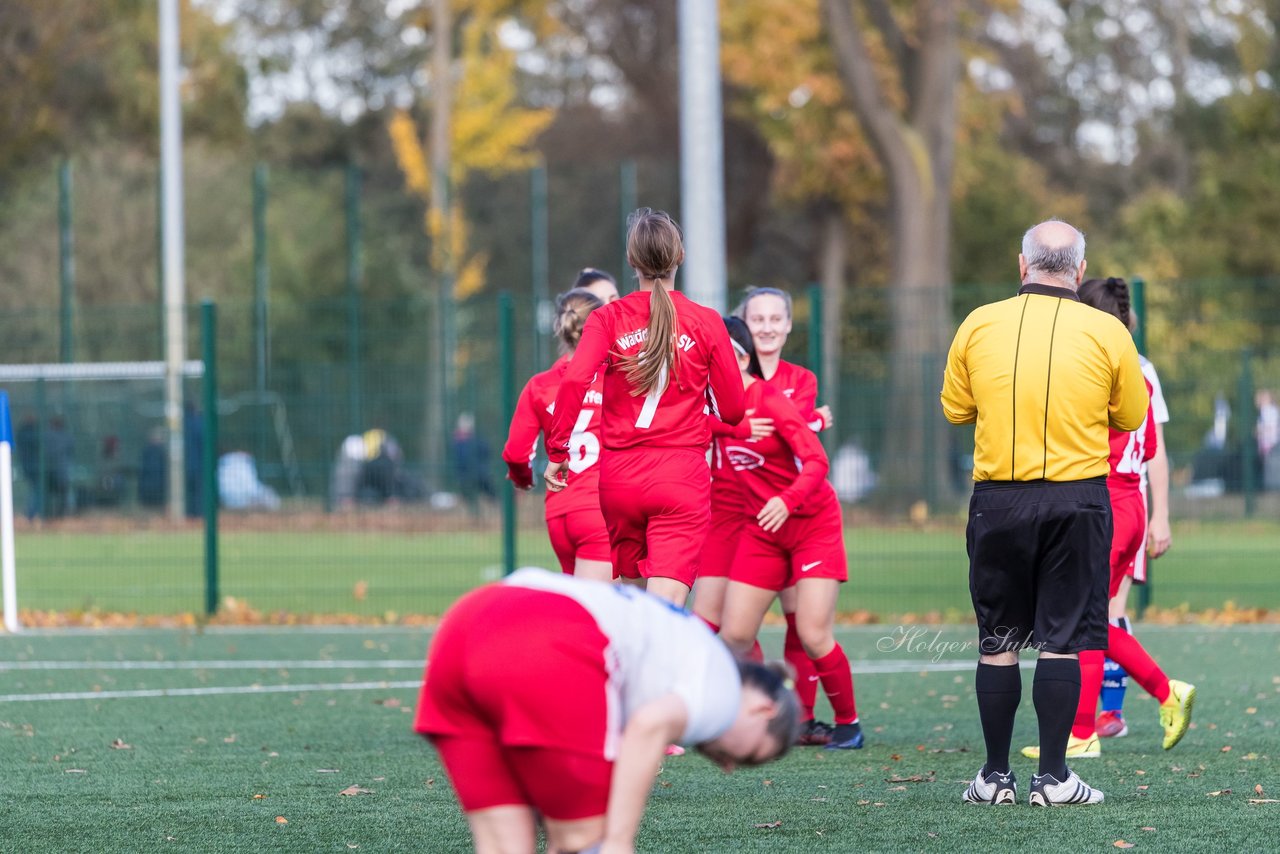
left=1020, top=219, right=1086, bottom=287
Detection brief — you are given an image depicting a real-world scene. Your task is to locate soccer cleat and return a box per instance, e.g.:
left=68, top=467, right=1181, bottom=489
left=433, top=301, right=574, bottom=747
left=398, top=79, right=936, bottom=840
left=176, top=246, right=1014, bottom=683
left=824, top=722, right=864, bottom=750
left=1028, top=769, right=1104, bottom=806
left=1020, top=732, right=1101, bottom=760
left=962, top=768, right=1017, bottom=805
left=664, top=744, right=686, bottom=757
left=1160, top=679, right=1197, bottom=750
left=1096, top=710, right=1129, bottom=738
left=796, top=719, right=834, bottom=746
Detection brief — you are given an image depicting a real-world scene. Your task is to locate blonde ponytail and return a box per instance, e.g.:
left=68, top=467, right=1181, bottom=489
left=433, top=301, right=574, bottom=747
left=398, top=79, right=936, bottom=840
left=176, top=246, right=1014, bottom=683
left=619, top=208, right=684, bottom=396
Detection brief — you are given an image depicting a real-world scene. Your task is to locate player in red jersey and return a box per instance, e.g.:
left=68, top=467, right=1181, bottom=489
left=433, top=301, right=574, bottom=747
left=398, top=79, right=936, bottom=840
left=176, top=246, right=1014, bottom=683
left=716, top=317, right=865, bottom=751
left=502, top=288, right=611, bottom=581
left=737, top=286, right=836, bottom=744
left=574, top=266, right=621, bottom=304
left=544, top=209, right=746, bottom=606
left=1022, top=278, right=1195, bottom=761
left=415, top=568, right=798, bottom=853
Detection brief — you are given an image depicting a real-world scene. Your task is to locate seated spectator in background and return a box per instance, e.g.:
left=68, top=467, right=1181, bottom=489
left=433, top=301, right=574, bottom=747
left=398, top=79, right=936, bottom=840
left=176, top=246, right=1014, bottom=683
left=218, top=450, right=281, bottom=511
left=331, top=428, right=423, bottom=508
left=138, top=427, right=167, bottom=508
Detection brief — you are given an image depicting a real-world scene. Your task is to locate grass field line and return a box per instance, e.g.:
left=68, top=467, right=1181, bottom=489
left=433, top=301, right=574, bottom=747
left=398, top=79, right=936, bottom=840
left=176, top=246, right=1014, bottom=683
left=0, top=659, right=427, bottom=671
left=0, top=680, right=425, bottom=703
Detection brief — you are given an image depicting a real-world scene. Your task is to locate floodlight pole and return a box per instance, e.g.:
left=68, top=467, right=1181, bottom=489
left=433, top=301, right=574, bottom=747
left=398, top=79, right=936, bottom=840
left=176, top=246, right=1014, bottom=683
left=160, top=0, right=188, bottom=520
left=678, top=0, right=727, bottom=311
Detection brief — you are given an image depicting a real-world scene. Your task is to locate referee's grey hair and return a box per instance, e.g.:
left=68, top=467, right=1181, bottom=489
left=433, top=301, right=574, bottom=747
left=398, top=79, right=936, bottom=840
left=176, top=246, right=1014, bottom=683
left=1021, top=220, right=1086, bottom=277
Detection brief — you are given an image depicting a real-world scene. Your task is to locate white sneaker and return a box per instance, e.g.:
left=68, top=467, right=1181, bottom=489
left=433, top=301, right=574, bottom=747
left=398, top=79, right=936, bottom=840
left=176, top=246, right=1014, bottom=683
left=962, top=768, right=1017, bottom=805
left=1028, top=768, right=1104, bottom=806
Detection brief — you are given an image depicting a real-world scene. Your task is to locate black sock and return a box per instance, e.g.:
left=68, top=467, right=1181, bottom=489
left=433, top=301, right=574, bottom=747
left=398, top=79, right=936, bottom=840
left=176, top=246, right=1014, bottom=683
left=975, top=662, right=1021, bottom=776
left=1033, top=657, right=1081, bottom=780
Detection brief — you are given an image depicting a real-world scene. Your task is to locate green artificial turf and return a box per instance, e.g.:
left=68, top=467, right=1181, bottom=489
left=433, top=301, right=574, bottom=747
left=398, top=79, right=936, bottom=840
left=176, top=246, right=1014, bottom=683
left=12, top=520, right=1280, bottom=618
left=1, top=625, right=1276, bottom=852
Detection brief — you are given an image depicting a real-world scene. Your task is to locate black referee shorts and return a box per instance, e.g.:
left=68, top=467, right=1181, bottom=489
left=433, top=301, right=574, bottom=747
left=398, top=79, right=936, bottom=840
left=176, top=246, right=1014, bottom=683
left=967, top=478, right=1111, bottom=655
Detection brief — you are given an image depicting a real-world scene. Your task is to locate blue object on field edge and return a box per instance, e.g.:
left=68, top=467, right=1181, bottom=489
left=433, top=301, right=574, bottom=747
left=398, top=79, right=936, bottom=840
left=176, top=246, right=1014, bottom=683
left=0, top=391, right=11, bottom=445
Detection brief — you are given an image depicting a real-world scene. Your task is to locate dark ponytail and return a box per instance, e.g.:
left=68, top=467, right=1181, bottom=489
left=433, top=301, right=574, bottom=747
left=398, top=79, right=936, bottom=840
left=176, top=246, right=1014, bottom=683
left=1079, top=277, right=1133, bottom=331
left=723, top=315, right=762, bottom=378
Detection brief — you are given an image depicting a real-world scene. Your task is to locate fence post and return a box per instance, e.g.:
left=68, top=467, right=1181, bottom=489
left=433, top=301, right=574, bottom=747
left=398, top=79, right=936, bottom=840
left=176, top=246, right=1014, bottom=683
left=499, top=291, right=517, bottom=575
left=59, top=158, right=75, bottom=364
left=619, top=160, right=637, bottom=283
left=531, top=164, right=550, bottom=367
left=201, top=301, right=220, bottom=616
left=1239, top=348, right=1257, bottom=517
left=345, top=163, right=363, bottom=435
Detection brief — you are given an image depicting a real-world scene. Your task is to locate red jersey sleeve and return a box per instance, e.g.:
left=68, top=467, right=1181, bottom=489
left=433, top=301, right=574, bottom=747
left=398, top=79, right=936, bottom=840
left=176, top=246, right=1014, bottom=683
left=705, top=315, right=746, bottom=427
left=768, top=391, right=831, bottom=512
left=502, top=375, right=544, bottom=488
left=709, top=414, right=751, bottom=439
left=546, top=314, right=610, bottom=463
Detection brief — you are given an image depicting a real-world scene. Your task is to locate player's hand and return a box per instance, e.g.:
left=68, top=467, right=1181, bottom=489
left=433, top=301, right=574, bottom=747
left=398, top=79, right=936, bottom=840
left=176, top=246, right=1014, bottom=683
left=505, top=463, right=534, bottom=491
left=757, top=497, right=790, bottom=533
left=1147, top=516, right=1172, bottom=559
left=815, top=404, right=834, bottom=431
left=747, top=417, right=775, bottom=441
left=543, top=459, right=569, bottom=492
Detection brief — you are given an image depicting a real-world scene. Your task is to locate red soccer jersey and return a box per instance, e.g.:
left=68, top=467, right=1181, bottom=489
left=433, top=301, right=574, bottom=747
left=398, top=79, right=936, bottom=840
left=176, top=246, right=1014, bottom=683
left=546, top=290, right=745, bottom=461
left=1107, top=377, right=1157, bottom=491
left=502, top=355, right=604, bottom=518
left=765, top=359, right=825, bottom=433
left=710, top=416, right=750, bottom=514
left=722, top=380, right=835, bottom=517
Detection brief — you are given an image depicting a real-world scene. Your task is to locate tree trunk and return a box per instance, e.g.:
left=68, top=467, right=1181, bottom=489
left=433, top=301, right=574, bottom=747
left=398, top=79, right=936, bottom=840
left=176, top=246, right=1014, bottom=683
left=818, top=205, right=846, bottom=430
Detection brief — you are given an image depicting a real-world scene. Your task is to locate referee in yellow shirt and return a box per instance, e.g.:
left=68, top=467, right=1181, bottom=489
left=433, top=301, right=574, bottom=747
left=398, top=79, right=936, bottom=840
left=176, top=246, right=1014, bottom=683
left=941, top=220, right=1148, bottom=808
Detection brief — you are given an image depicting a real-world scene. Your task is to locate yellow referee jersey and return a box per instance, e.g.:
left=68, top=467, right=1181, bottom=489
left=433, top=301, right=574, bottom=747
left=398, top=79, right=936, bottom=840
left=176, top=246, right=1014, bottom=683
left=941, top=283, right=1149, bottom=482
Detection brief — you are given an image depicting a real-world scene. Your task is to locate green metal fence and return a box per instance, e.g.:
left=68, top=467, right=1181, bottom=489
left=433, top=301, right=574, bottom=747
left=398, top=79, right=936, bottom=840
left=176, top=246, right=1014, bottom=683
left=1, top=154, right=1278, bottom=620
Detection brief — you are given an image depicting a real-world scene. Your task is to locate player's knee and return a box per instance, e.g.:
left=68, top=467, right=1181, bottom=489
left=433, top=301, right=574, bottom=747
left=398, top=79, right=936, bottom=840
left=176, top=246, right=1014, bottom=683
left=796, top=623, right=834, bottom=659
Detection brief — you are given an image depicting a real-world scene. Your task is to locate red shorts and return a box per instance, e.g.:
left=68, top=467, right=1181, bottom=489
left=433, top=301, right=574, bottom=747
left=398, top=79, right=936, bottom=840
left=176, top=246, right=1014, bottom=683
left=414, top=585, right=615, bottom=819
left=699, top=504, right=746, bottom=580
left=1109, top=487, right=1147, bottom=596
left=598, top=447, right=711, bottom=587
left=546, top=507, right=611, bottom=574
left=729, top=496, right=848, bottom=591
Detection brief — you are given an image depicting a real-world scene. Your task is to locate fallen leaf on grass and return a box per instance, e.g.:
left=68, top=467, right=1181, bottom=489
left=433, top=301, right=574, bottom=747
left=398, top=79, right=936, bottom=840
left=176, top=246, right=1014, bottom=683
left=762, top=779, right=773, bottom=786
left=1248, top=799, right=1280, bottom=805
left=888, top=786, right=907, bottom=792
left=1221, top=746, right=1232, bottom=752
left=223, top=735, right=237, bottom=744
left=252, top=794, right=267, bottom=800
left=109, top=739, right=132, bottom=750
left=275, top=817, right=288, bottom=824
left=425, top=778, right=435, bottom=787
left=373, top=698, right=401, bottom=708
left=1134, top=769, right=1146, bottom=776
left=856, top=800, right=871, bottom=806
left=1141, top=827, right=1156, bottom=832
left=1137, top=785, right=1149, bottom=791
left=339, top=786, right=374, bottom=797
left=1206, top=789, right=1232, bottom=797
left=1257, top=785, right=1265, bottom=796
left=317, top=769, right=340, bottom=774
left=753, top=821, right=782, bottom=829
left=1113, top=842, right=1134, bottom=849
left=64, top=769, right=86, bottom=774
left=885, top=773, right=937, bottom=783
left=873, top=802, right=886, bottom=807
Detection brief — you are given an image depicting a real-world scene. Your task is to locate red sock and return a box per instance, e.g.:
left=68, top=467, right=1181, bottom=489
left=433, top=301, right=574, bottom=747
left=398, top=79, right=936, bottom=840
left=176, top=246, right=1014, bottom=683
left=784, top=614, right=818, bottom=721
left=700, top=616, right=719, bottom=634
left=1107, top=624, right=1170, bottom=703
left=812, top=643, right=858, bottom=725
left=1073, top=649, right=1105, bottom=739
left=748, top=639, right=764, bottom=663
